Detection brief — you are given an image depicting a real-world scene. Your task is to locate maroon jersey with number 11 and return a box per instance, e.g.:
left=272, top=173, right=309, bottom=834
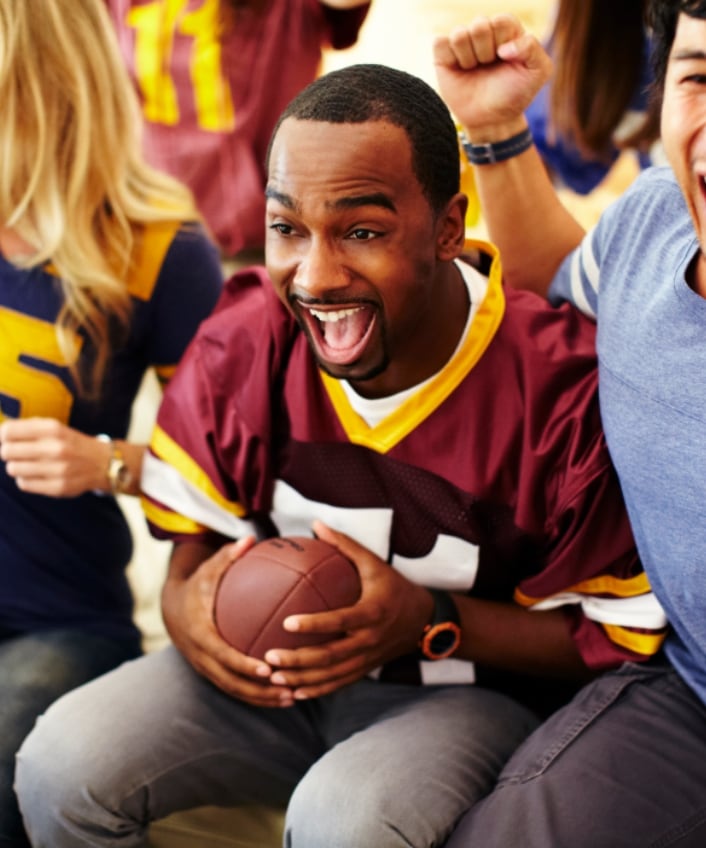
left=107, top=0, right=370, bottom=255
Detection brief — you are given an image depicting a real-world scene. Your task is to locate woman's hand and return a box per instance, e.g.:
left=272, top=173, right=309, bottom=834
left=0, top=417, right=142, bottom=497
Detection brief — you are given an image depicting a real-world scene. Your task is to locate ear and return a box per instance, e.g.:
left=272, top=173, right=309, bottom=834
left=435, top=192, right=467, bottom=261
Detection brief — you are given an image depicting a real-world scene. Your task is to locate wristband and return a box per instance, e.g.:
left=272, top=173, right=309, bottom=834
left=460, top=128, right=533, bottom=166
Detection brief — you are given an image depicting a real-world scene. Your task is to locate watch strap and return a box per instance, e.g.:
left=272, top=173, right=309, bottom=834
left=427, top=589, right=460, bottom=626
left=460, top=127, right=533, bottom=166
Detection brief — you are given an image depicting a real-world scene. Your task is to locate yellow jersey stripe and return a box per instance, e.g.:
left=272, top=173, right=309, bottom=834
left=515, top=571, right=652, bottom=607
left=150, top=424, right=246, bottom=518
left=154, top=363, right=178, bottom=385
left=602, top=623, right=667, bottom=657
left=127, top=220, right=182, bottom=301
left=141, top=496, right=207, bottom=535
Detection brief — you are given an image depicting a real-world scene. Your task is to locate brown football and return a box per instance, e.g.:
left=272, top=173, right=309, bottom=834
left=214, top=536, right=361, bottom=660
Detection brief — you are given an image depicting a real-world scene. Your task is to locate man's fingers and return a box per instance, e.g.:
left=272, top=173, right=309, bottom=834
left=434, top=14, right=527, bottom=70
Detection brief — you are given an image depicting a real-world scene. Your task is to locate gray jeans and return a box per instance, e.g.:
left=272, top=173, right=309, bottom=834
left=0, top=628, right=140, bottom=848
left=15, top=646, right=538, bottom=848
left=445, top=658, right=706, bottom=848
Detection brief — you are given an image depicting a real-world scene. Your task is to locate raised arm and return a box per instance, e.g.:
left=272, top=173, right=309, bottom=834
left=433, top=14, right=585, bottom=295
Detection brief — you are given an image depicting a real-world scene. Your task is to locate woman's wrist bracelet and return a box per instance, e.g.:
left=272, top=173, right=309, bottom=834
left=460, top=128, right=533, bottom=166
left=94, top=434, right=133, bottom=496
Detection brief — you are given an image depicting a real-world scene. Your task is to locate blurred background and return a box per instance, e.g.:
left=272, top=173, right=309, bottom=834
left=321, top=0, right=641, bottom=232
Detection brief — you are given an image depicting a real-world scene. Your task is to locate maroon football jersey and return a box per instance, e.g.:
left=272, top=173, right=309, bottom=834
left=142, top=244, right=666, bottom=699
left=107, top=0, right=369, bottom=255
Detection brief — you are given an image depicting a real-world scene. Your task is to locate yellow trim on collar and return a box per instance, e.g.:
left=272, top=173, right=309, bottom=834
left=127, top=220, right=182, bottom=301
left=43, top=220, right=181, bottom=301
left=154, top=363, right=178, bottom=386
left=320, top=239, right=505, bottom=454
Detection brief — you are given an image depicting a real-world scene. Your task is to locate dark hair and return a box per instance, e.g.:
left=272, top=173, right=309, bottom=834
left=548, top=0, right=658, bottom=158
left=267, top=63, right=460, bottom=214
left=649, top=0, right=706, bottom=90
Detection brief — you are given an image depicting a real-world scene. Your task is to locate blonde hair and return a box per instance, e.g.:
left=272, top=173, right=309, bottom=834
left=0, top=0, right=201, bottom=395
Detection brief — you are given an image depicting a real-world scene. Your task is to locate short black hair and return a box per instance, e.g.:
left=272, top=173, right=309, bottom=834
left=648, top=0, right=706, bottom=89
left=267, top=63, right=460, bottom=215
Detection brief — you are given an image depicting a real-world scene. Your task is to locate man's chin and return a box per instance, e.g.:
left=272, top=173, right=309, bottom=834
left=317, top=355, right=388, bottom=385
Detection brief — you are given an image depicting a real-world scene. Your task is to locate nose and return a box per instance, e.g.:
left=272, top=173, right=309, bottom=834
left=293, top=236, right=350, bottom=302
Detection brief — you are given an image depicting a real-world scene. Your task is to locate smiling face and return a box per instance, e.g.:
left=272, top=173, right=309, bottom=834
left=265, top=118, right=467, bottom=398
left=661, top=12, right=706, bottom=295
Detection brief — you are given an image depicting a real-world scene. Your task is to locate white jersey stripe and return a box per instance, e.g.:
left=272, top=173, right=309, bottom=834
left=142, top=453, right=260, bottom=540
left=569, top=247, right=595, bottom=318
left=525, top=590, right=667, bottom=629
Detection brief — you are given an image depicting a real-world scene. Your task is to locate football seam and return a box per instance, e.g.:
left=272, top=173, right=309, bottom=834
left=247, top=566, right=334, bottom=654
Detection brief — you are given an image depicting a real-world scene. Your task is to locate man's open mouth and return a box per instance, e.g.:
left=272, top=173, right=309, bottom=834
left=299, top=302, right=377, bottom=366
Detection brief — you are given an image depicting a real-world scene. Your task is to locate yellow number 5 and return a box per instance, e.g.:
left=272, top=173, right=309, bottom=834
left=0, top=308, right=80, bottom=424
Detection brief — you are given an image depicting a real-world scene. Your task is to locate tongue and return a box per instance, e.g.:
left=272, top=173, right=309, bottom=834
left=322, top=309, right=370, bottom=351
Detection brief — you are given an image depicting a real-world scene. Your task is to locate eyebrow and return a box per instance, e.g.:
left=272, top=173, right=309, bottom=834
left=265, top=187, right=299, bottom=212
left=264, top=187, right=396, bottom=214
left=330, top=193, right=396, bottom=213
left=671, top=48, right=706, bottom=62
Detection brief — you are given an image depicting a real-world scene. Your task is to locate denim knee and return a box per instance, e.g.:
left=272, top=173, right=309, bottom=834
left=285, top=760, right=415, bottom=848
left=15, top=698, right=132, bottom=847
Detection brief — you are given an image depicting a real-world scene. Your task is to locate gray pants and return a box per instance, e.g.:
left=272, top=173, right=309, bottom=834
left=15, top=646, right=538, bottom=847
left=445, top=658, right=706, bottom=848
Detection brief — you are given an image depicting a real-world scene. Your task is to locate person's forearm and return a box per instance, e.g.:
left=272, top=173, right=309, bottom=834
left=433, top=18, right=586, bottom=297
left=114, top=441, right=144, bottom=497
left=166, top=540, right=220, bottom=582
left=453, top=593, right=591, bottom=679
left=463, top=119, right=586, bottom=296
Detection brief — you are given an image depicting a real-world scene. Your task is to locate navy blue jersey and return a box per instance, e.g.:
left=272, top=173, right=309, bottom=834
left=0, top=221, right=222, bottom=639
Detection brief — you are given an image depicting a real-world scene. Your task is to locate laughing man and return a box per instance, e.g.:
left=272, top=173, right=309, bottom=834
left=16, top=63, right=665, bottom=848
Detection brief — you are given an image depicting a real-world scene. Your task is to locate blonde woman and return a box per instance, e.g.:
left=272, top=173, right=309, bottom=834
left=0, top=0, right=221, bottom=842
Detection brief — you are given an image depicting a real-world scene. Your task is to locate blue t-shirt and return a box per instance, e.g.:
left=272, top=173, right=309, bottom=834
left=0, top=222, right=222, bottom=641
left=549, top=166, right=706, bottom=703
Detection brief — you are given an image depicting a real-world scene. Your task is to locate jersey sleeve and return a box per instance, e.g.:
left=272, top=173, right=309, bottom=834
left=514, top=459, right=668, bottom=669
left=141, top=268, right=294, bottom=544
left=141, top=225, right=223, bottom=385
left=547, top=167, right=678, bottom=320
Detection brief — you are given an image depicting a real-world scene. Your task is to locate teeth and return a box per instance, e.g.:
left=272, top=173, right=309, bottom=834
left=309, top=306, right=364, bottom=323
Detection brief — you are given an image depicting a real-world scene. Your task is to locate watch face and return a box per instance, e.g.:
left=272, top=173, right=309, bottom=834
left=430, top=625, right=459, bottom=654
left=116, top=463, right=132, bottom=491
left=423, top=622, right=461, bottom=660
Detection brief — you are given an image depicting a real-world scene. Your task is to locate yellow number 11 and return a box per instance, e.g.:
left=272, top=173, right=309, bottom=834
left=127, top=0, right=235, bottom=133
